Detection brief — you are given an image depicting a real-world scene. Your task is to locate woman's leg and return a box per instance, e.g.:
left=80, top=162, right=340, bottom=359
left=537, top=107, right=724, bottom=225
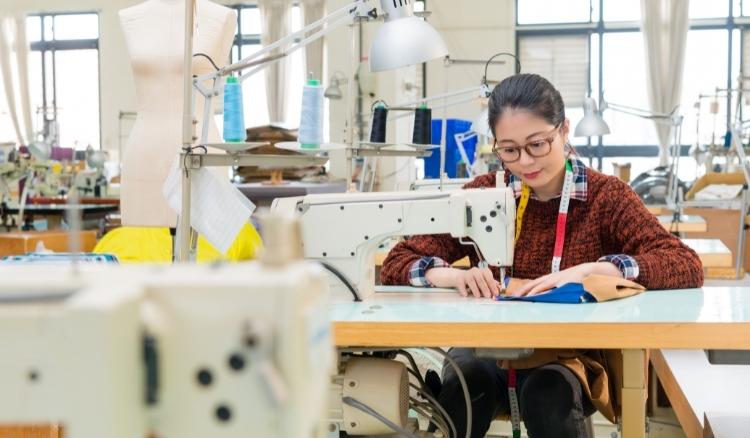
left=518, top=364, right=596, bottom=438
left=435, top=348, right=508, bottom=438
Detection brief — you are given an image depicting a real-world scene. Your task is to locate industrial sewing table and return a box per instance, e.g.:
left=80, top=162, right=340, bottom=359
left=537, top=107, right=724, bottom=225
left=331, top=286, right=750, bottom=438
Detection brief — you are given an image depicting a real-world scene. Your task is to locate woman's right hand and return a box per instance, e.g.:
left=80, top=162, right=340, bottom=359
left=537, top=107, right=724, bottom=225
left=425, top=267, right=501, bottom=298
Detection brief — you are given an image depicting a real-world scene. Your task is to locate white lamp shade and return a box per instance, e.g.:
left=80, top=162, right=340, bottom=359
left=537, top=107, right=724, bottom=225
left=324, top=82, right=343, bottom=99
left=574, top=97, right=611, bottom=137
left=28, top=141, right=51, bottom=161
left=471, top=107, right=492, bottom=138
left=369, top=1, right=449, bottom=72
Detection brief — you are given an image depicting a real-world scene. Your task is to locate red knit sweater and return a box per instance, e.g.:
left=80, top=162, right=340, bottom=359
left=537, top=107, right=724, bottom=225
left=381, top=168, right=704, bottom=289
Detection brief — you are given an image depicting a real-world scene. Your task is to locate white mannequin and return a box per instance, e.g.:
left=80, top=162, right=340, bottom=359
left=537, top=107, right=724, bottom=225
left=119, top=0, right=236, bottom=227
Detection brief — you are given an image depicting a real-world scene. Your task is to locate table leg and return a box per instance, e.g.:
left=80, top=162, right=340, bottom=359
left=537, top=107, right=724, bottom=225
left=621, top=348, right=647, bottom=438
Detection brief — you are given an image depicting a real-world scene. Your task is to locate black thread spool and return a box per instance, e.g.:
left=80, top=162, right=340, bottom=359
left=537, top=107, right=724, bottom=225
left=412, top=106, right=432, bottom=145
left=370, top=104, right=388, bottom=143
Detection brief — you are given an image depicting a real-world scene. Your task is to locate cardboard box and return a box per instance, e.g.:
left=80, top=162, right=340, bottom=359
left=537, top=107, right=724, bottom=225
left=685, top=172, right=745, bottom=200
left=0, top=231, right=97, bottom=257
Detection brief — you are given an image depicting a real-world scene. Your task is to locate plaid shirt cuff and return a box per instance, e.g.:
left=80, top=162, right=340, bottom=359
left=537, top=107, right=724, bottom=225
left=598, top=254, right=639, bottom=281
left=409, top=256, right=451, bottom=287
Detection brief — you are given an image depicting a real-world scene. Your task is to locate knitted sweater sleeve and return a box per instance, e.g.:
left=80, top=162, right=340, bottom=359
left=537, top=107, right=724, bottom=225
left=380, top=174, right=497, bottom=285
left=602, top=178, right=704, bottom=289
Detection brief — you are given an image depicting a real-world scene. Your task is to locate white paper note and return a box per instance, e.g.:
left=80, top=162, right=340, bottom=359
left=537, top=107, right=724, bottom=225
left=163, top=159, right=256, bottom=253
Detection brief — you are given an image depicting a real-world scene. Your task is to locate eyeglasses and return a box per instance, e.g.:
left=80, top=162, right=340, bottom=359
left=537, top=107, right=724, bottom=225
left=492, top=125, right=561, bottom=163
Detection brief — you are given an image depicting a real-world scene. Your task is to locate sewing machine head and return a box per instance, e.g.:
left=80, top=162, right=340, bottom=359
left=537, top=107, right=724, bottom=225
left=272, top=187, right=515, bottom=301
left=0, top=261, right=332, bottom=438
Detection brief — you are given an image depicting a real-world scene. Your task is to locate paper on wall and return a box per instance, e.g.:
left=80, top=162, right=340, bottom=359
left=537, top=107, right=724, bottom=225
left=163, top=159, right=256, bottom=253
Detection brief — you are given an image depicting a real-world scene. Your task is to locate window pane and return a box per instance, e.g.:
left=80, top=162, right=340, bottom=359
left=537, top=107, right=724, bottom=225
left=240, top=8, right=262, bottom=35
left=590, top=33, right=600, bottom=102
left=28, top=51, right=43, bottom=139
left=520, top=35, right=589, bottom=107
left=680, top=30, right=728, bottom=148
left=603, top=0, right=640, bottom=22
left=240, top=44, right=269, bottom=127
left=53, top=14, right=98, bottom=40
left=517, top=0, right=591, bottom=24
left=689, top=0, right=728, bottom=19
left=26, top=16, right=41, bottom=42
left=600, top=32, right=657, bottom=146
left=54, top=49, right=100, bottom=149
left=292, top=6, right=302, bottom=32
left=414, top=0, right=425, bottom=13
left=43, top=16, right=53, bottom=42
left=286, top=48, right=304, bottom=127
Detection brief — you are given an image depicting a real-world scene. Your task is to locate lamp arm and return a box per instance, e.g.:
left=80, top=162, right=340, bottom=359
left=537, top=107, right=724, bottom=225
left=358, top=86, right=485, bottom=123
left=388, top=94, right=482, bottom=122
left=193, top=0, right=366, bottom=84
left=605, top=101, right=678, bottom=122
left=238, top=12, right=356, bottom=82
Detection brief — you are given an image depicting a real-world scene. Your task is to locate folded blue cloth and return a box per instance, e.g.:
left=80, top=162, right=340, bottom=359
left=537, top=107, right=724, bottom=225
left=496, top=282, right=597, bottom=304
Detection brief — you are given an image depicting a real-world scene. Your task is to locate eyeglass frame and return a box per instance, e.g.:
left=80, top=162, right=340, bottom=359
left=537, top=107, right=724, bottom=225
left=491, top=124, right=563, bottom=164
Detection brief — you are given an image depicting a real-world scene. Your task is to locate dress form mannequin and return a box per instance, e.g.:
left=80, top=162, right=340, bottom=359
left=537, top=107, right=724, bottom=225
left=119, top=0, right=236, bottom=227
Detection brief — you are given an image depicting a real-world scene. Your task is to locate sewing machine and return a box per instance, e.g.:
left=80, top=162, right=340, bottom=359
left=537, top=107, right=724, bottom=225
left=271, top=186, right=515, bottom=301
left=0, top=259, right=332, bottom=437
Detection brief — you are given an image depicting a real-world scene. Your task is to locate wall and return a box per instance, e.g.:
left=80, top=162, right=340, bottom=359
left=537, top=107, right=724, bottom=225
left=426, top=0, right=516, bottom=122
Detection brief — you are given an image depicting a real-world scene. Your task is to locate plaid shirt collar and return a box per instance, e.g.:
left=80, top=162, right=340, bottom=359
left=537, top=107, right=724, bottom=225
left=507, top=155, right=588, bottom=202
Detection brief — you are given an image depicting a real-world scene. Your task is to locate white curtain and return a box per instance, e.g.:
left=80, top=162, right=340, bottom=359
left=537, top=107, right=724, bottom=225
left=640, top=0, right=689, bottom=166
left=0, top=14, right=33, bottom=145
left=301, top=0, right=325, bottom=81
left=258, top=0, right=292, bottom=124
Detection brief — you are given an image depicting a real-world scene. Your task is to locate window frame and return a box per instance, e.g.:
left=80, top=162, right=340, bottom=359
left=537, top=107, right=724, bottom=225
left=27, top=11, right=101, bottom=150
left=515, top=0, right=746, bottom=171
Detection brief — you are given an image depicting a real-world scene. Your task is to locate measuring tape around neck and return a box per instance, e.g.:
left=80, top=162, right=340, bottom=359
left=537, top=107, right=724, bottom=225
left=508, top=159, right=575, bottom=438
left=513, top=159, right=574, bottom=273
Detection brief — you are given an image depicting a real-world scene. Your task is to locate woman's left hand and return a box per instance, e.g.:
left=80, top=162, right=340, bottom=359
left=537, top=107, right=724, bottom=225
left=510, top=262, right=622, bottom=297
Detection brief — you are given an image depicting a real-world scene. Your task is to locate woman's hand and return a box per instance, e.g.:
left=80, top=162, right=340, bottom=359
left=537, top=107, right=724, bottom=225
left=425, top=267, right=501, bottom=298
left=511, top=262, right=622, bottom=297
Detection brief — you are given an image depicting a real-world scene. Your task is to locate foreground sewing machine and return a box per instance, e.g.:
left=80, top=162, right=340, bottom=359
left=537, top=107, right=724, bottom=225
left=0, top=248, right=332, bottom=437
left=271, top=185, right=516, bottom=300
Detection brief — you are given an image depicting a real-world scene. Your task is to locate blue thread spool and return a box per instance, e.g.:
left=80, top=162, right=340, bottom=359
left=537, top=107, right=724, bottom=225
left=223, top=76, right=245, bottom=143
left=299, top=78, right=324, bottom=149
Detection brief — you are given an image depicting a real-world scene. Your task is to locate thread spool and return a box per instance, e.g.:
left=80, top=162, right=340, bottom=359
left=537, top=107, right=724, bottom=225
left=370, top=102, right=388, bottom=143
left=299, top=78, right=324, bottom=149
left=412, top=105, right=432, bottom=145
left=222, top=75, right=245, bottom=142
left=710, top=100, right=720, bottom=115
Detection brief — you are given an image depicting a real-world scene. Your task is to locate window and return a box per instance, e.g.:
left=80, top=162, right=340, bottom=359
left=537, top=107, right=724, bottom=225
left=517, top=0, right=743, bottom=177
left=23, top=13, right=100, bottom=150
left=230, top=4, right=304, bottom=128
left=517, top=0, right=592, bottom=25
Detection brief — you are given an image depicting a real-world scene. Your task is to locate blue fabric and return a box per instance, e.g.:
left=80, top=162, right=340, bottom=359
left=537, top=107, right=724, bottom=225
left=496, top=282, right=597, bottom=304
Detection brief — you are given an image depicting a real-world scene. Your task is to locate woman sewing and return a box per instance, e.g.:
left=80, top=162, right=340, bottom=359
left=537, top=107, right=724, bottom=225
left=380, top=73, right=703, bottom=438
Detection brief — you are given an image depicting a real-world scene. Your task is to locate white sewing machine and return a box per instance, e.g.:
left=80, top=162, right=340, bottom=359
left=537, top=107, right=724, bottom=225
left=271, top=186, right=515, bottom=301
left=0, top=259, right=332, bottom=437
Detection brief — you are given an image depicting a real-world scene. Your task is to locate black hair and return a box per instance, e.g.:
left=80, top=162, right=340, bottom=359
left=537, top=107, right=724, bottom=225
left=487, top=73, right=566, bottom=138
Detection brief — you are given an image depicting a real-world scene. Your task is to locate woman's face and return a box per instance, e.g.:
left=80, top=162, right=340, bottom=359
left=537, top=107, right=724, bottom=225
left=493, top=110, right=569, bottom=191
